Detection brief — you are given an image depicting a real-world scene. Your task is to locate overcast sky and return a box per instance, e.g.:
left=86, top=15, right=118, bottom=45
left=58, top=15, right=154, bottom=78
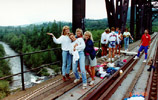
left=0, top=0, right=108, bottom=26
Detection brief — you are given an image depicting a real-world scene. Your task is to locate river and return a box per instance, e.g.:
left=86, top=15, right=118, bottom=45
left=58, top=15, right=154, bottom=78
left=0, top=41, right=39, bottom=90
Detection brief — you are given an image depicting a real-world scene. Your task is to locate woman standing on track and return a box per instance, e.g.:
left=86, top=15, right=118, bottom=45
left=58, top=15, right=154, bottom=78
left=47, top=26, right=72, bottom=82
left=101, top=28, right=110, bottom=58
left=84, top=31, right=97, bottom=86
left=106, top=27, right=119, bottom=62
left=123, top=28, right=134, bottom=52
left=115, top=29, right=123, bottom=58
left=69, top=33, right=87, bottom=89
left=134, top=29, right=151, bottom=62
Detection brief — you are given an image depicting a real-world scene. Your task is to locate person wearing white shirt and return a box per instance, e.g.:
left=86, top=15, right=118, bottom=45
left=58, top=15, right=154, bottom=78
left=47, top=26, right=72, bottom=82
left=123, top=28, right=134, bottom=51
left=115, top=29, right=123, bottom=57
left=106, top=27, right=119, bottom=62
left=69, top=33, right=87, bottom=89
left=101, top=28, right=110, bottom=58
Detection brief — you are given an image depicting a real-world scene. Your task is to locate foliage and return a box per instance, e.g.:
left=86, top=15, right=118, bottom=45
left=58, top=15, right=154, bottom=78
left=0, top=44, right=11, bottom=99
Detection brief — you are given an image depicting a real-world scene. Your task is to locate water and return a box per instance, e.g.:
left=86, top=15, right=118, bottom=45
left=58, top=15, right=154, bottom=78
left=0, top=41, right=38, bottom=90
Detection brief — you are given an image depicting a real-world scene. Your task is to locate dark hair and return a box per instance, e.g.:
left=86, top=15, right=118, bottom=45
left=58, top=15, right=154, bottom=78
left=111, top=27, right=115, bottom=31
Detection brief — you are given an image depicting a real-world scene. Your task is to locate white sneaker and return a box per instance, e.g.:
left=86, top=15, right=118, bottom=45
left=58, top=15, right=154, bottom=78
left=82, top=83, right=87, bottom=89
left=89, top=81, right=94, bottom=86
left=133, top=56, right=139, bottom=60
left=108, top=58, right=111, bottom=62
left=104, top=55, right=107, bottom=58
left=117, top=55, right=120, bottom=58
left=112, top=58, right=114, bottom=61
left=74, top=79, right=80, bottom=83
left=115, top=55, right=118, bottom=58
left=143, top=59, right=147, bottom=63
left=101, top=56, right=104, bottom=59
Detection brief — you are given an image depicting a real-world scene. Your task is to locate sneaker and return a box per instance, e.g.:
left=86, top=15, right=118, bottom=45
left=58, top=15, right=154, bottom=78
left=134, top=56, right=139, bottom=60
left=112, top=58, right=114, bottom=62
left=89, top=81, right=94, bottom=86
left=143, top=59, right=147, bottom=63
left=117, top=55, right=120, bottom=58
left=82, top=83, right=87, bottom=89
left=108, top=58, right=111, bottom=62
left=74, top=79, right=80, bottom=83
left=115, top=55, right=118, bottom=58
left=101, top=56, right=104, bottom=59
left=104, top=55, right=107, bottom=58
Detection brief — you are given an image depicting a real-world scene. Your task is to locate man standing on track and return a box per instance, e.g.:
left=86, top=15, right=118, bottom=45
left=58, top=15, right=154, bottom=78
left=134, top=29, right=151, bottom=62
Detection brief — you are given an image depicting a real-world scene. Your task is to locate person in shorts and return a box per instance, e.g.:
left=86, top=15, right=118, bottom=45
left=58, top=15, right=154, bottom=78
left=106, top=27, right=119, bottom=62
left=84, top=31, right=97, bottom=86
left=101, top=28, right=110, bottom=58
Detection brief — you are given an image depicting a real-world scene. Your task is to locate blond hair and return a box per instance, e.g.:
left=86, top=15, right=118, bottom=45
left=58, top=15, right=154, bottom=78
left=76, top=28, right=83, bottom=37
left=68, top=33, right=74, bottom=37
left=105, top=28, right=110, bottom=33
left=61, top=26, right=69, bottom=35
left=84, top=31, right=94, bottom=41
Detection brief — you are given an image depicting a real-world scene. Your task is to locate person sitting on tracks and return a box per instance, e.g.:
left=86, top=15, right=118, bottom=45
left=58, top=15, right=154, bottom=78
left=123, top=28, right=134, bottom=52
left=68, top=33, right=87, bottom=89
left=115, top=29, right=123, bottom=58
left=84, top=31, right=97, bottom=86
left=106, top=27, right=119, bottom=62
left=47, top=26, right=72, bottom=82
left=101, top=28, right=110, bottom=58
left=134, top=29, right=151, bottom=62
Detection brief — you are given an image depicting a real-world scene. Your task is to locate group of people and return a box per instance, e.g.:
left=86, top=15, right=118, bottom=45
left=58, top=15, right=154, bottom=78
left=47, top=25, right=151, bottom=89
left=101, top=27, right=151, bottom=63
left=101, top=27, right=133, bottom=62
left=47, top=26, right=97, bottom=89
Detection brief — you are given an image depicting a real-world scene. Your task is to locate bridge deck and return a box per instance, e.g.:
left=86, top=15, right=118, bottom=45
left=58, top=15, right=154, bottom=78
left=3, top=33, right=157, bottom=100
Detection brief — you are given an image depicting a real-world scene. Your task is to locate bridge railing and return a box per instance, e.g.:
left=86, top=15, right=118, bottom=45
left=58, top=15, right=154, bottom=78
left=0, top=40, right=101, bottom=91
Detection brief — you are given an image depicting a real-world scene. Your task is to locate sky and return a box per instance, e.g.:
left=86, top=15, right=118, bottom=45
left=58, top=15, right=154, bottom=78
left=0, top=0, right=107, bottom=26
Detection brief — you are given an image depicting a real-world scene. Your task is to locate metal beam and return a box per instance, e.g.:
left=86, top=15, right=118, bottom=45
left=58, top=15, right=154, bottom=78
left=130, top=0, right=136, bottom=38
left=105, top=0, right=116, bottom=28
left=72, top=0, right=85, bottom=34
left=121, top=0, right=129, bottom=32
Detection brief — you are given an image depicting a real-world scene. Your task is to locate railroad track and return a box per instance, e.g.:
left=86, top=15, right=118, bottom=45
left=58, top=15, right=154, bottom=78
left=79, top=33, right=157, bottom=100
left=145, top=39, right=158, bottom=100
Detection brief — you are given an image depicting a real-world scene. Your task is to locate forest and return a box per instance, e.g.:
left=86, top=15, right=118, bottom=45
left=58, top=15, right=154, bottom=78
left=0, top=44, right=12, bottom=99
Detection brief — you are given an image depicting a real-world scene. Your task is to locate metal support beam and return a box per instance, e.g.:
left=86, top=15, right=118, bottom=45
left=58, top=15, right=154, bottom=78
left=130, top=0, right=136, bottom=38
left=121, top=0, right=129, bottom=32
left=72, top=0, right=85, bottom=33
left=116, top=0, right=122, bottom=29
left=105, top=0, right=116, bottom=28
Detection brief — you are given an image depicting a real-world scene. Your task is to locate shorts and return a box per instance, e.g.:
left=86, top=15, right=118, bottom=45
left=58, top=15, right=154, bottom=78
left=109, top=41, right=116, bottom=48
left=101, top=44, right=107, bottom=48
left=85, top=55, right=97, bottom=66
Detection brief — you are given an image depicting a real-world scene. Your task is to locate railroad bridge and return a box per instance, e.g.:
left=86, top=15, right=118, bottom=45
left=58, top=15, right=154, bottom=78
left=1, top=0, right=158, bottom=100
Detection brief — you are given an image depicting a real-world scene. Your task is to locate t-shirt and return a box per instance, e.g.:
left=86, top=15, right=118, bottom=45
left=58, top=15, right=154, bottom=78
left=141, top=34, right=151, bottom=46
left=101, top=32, right=109, bottom=44
left=123, top=32, right=131, bottom=37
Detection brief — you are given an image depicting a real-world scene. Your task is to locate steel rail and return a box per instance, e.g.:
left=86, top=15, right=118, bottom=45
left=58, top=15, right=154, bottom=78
left=145, top=39, right=158, bottom=100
